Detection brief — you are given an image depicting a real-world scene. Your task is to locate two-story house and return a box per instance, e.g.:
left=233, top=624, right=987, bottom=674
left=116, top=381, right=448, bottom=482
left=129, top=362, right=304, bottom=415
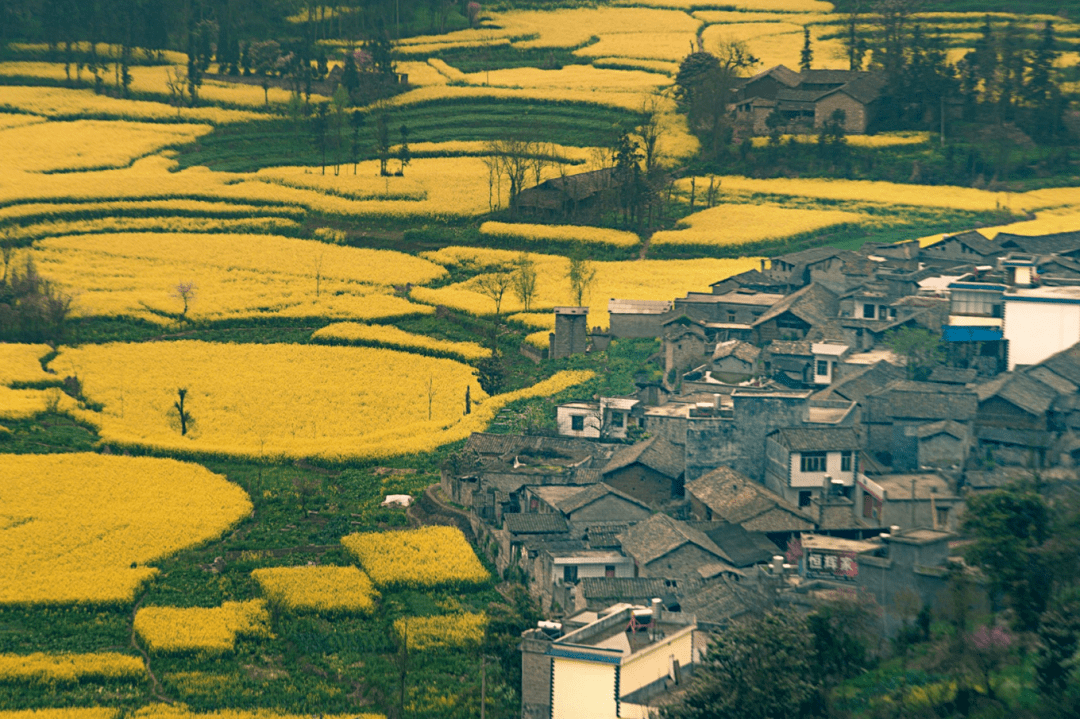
left=764, top=427, right=861, bottom=508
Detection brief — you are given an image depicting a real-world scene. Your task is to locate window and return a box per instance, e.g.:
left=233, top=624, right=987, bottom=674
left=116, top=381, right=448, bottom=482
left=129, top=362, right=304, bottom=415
left=952, top=290, right=996, bottom=316
left=936, top=507, right=950, bottom=527
left=571, top=415, right=584, bottom=431
left=728, top=311, right=737, bottom=322
left=529, top=497, right=539, bottom=511
left=863, top=303, right=876, bottom=319
left=841, top=451, right=852, bottom=472
left=799, top=490, right=813, bottom=507
left=611, top=412, right=625, bottom=428
left=605, top=565, right=616, bottom=578
left=563, top=565, right=578, bottom=583
left=800, top=452, right=827, bottom=473
left=816, top=360, right=829, bottom=377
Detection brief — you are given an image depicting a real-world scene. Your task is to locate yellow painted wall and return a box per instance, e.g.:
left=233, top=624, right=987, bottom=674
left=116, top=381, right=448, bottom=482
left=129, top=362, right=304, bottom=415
left=620, top=629, right=693, bottom=697
left=552, top=656, right=618, bottom=719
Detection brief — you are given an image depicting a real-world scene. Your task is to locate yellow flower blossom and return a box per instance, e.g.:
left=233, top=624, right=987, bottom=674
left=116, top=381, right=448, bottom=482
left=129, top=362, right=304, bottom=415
left=394, top=613, right=487, bottom=650
left=312, top=323, right=491, bottom=361
left=0, top=86, right=259, bottom=124
left=53, top=342, right=592, bottom=460
left=0, top=652, right=144, bottom=683
left=650, top=203, right=866, bottom=248
left=342, top=526, right=490, bottom=588
left=0, top=453, right=251, bottom=605
left=417, top=247, right=761, bottom=327
left=134, top=600, right=270, bottom=654
left=128, top=705, right=384, bottom=719
left=480, top=221, right=640, bottom=248
left=252, top=566, right=379, bottom=614
left=0, top=343, right=54, bottom=385
left=0, top=709, right=117, bottom=719
left=0, top=120, right=211, bottom=173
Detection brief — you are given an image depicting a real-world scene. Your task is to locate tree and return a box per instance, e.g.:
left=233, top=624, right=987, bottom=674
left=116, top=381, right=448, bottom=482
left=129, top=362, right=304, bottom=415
left=332, top=84, right=350, bottom=174
left=350, top=110, right=366, bottom=174
left=963, top=483, right=1051, bottom=630
left=663, top=611, right=819, bottom=719
left=800, top=26, right=813, bottom=71
left=173, top=281, right=197, bottom=318
left=884, top=326, right=943, bottom=380
left=567, top=257, right=596, bottom=308
left=374, top=110, right=391, bottom=176
left=1036, top=588, right=1080, bottom=706
left=512, top=254, right=538, bottom=312
left=313, top=102, right=330, bottom=175
left=475, top=352, right=507, bottom=395
left=475, top=266, right=514, bottom=316
left=342, top=48, right=360, bottom=98
left=397, top=124, right=411, bottom=175
left=0, top=256, right=74, bottom=344
left=486, top=138, right=534, bottom=218
left=173, top=387, right=193, bottom=436
left=249, top=40, right=281, bottom=106
left=841, top=4, right=868, bottom=71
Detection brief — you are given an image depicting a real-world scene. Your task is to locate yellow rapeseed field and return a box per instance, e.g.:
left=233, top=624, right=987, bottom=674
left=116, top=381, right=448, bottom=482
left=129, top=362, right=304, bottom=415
left=574, top=33, right=700, bottom=62
left=134, top=600, right=270, bottom=654
left=678, top=176, right=1025, bottom=212
left=0, top=113, right=47, bottom=130
left=0, top=199, right=306, bottom=223
left=480, top=221, right=641, bottom=248
left=427, top=58, right=468, bottom=83
left=0, top=343, right=54, bottom=385
left=0, top=652, right=144, bottom=682
left=751, top=132, right=930, bottom=148
left=252, top=566, right=379, bottom=614
left=311, top=323, right=491, bottom=360
left=619, top=0, right=832, bottom=10
left=31, top=232, right=440, bottom=324
left=0, top=86, right=259, bottom=124
left=974, top=205, right=1080, bottom=240
left=397, top=60, right=449, bottom=86
left=0, top=453, right=251, bottom=605
left=0, top=386, right=76, bottom=420
left=395, top=613, right=487, bottom=651
left=13, top=216, right=299, bottom=243
left=416, top=247, right=762, bottom=327
left=1, top=120, right=210, bottom=173
left=591, top=57, right=680, bottom=75
left=650, top=203, right=866, bottom=247
left=0, top=710, right=118, bottom=719
left=127, top=65, right=329, bottom=107
left=128, top=705, right=384, bottom=719
left=54, top=341, right=593, bottom=460
left=343, top=526, right=490, bottom=588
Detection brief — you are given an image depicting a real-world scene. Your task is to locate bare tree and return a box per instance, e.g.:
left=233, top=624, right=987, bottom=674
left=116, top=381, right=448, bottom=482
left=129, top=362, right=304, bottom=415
left=568, top=257, right=596, bottom=307
left=173, top=281, right=197, bottom=318
left=173, top=387, right=193, bottom=436
left=486, top=138, right=534, bottom=218
left=475, top=266, right=514, bottom=316
left=512, top=253, right=538, bottom=312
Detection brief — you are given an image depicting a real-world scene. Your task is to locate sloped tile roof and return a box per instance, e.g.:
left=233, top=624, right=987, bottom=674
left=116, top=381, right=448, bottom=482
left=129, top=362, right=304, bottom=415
left=686, top=467, right=815, bottom=532
left=679, top=577, right=751, bottom=626
left=928, top=366, right=979, bottom=385
left=866, top=381, right=978, bottom=421
left=579, top=577, right=670, bottom=601
left=996, top=230, right=1080, bottom=255
left=753, top=283, right=839, bottom=329
left=821, top=361, right=904, bottom=403
left=503, top=513, right=570, bottom=535
left=617, top=513, right=732, bottom=566
left=686, top=521, right=778, bottom=567
left=769, top=427, right=861, bottom=451
left=602, top=435, right=685, bottom=480
left=557, top=482, right=652, bottom=516
left=713, top=339, right=761, bottom=364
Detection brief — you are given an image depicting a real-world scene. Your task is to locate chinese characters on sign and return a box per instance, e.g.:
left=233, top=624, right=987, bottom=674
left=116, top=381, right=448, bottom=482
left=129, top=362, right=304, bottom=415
left=806, top=551, right=859, bottom=581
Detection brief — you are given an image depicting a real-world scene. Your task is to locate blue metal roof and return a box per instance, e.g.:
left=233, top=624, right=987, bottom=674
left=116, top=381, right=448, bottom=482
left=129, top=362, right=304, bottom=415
left=942, top=326, right=1003, bottom=342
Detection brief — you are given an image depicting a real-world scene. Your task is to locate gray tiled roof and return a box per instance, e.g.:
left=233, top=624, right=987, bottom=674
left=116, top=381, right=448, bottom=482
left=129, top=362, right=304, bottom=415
left=768, top=427, right=861, bottom=451
left=579, top=577, right=671, bottom=601
left=1037, top=342, right=1080, bottom=385
left=503, top=513, right=570, bottom=535
left=557, top=482, right=651, bottom=515
left=686, top=521, right=778, bottom=568
left=602, top=435, right=685, bottom=480
left=996, top=230, right=1080, bottom=255
left=995, top=373, right=1058, bottom=416
left=713, top=339, right=761, bottom=364
left=617, top=513, right=732, bottom=566
left=767, top=339, right=813, bottom=357
left=686, top=467, right=815, bottom=532
left=679, top=577, right=751, bottom=626
left=753, top=283, right=839, bottom=329
left=911, top=420, right=967, bottom=440
left=928, top=366, right=979, bottom=385
left=866, top=381, right=978, bottom=421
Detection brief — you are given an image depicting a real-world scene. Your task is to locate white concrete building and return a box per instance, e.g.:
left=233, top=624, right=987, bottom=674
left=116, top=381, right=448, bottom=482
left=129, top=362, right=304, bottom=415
left=1003, top=286, right=1080, bottom=370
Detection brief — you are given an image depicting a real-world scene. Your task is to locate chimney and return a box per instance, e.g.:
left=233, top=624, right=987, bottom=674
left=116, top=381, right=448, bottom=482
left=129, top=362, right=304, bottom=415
left=760, top=258, right=766, bottom=273
left=771, top=555, right=784, bottom=574
left=910, top=478, right=917, bottom=528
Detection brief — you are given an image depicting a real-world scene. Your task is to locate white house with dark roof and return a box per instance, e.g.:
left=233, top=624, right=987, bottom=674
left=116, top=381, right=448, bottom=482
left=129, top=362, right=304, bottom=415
left=764, top=427, right=861, bottom=507
left=1003, top=285, right=1080, bottom=370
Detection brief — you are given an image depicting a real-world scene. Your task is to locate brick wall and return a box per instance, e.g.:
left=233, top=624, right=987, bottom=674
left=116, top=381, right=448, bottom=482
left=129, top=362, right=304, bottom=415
left=815, top=93, right=870, bottom=134
left=604, top=465, right=675, bottom=507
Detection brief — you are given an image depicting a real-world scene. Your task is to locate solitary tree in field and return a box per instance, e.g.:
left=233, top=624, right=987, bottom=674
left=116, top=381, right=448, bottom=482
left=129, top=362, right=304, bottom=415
left=568, top=257, right=596, bottom=307
left=397, top=124, right=411, bottom=175
left=174, top=387, right=193, bottom=436
left=375, top=111, right=391, bottom=176
left=173, top=281, right=197, bottom=318
left=512, top=253, right=538, bottom=312
left=313, top=102, right=330, bottom=175
left=475, top=266, right=514, bottom=316
left=800, top=26, right=813, bottom=71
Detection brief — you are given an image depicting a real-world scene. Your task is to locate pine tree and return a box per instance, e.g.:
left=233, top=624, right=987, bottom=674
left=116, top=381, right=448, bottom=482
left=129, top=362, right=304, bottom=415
left=800, top=26, right=813, bottom=71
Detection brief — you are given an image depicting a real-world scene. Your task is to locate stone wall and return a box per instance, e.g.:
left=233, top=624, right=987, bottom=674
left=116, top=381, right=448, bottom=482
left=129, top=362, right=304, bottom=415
left=604, top=465, right=677, bottom=507
left=610, top=313, right=666, bottom=338
left=815, top=92, right=871, bottom=134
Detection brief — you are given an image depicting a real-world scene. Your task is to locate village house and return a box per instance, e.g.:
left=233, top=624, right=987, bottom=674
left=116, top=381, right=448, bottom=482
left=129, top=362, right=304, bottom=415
left=855, top=472, right=963, bottom=532
left=608, top=299, right=673, bottom=338
left=710, top=339, right=762, bottom=379
left=1002, top=285, right=1080, bottom=369
left=862, top=381, right=978, bottom=468
left=763, top=427, right=861, bottom=508
left=618, top=513, right=741, bottom=583
left=752, top=283, right=840, bottom=345
left=601, top=434, right=686, bottom=506
left=733, top=65, right=885, bottom=135
left=522, top=482, right=653, bottom=526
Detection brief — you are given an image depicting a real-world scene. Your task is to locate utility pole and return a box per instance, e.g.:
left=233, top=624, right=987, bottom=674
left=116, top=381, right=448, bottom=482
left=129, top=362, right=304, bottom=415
left=940, top=95, right=945, bottom=147
left=480, top=654, right=486, bottom=719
